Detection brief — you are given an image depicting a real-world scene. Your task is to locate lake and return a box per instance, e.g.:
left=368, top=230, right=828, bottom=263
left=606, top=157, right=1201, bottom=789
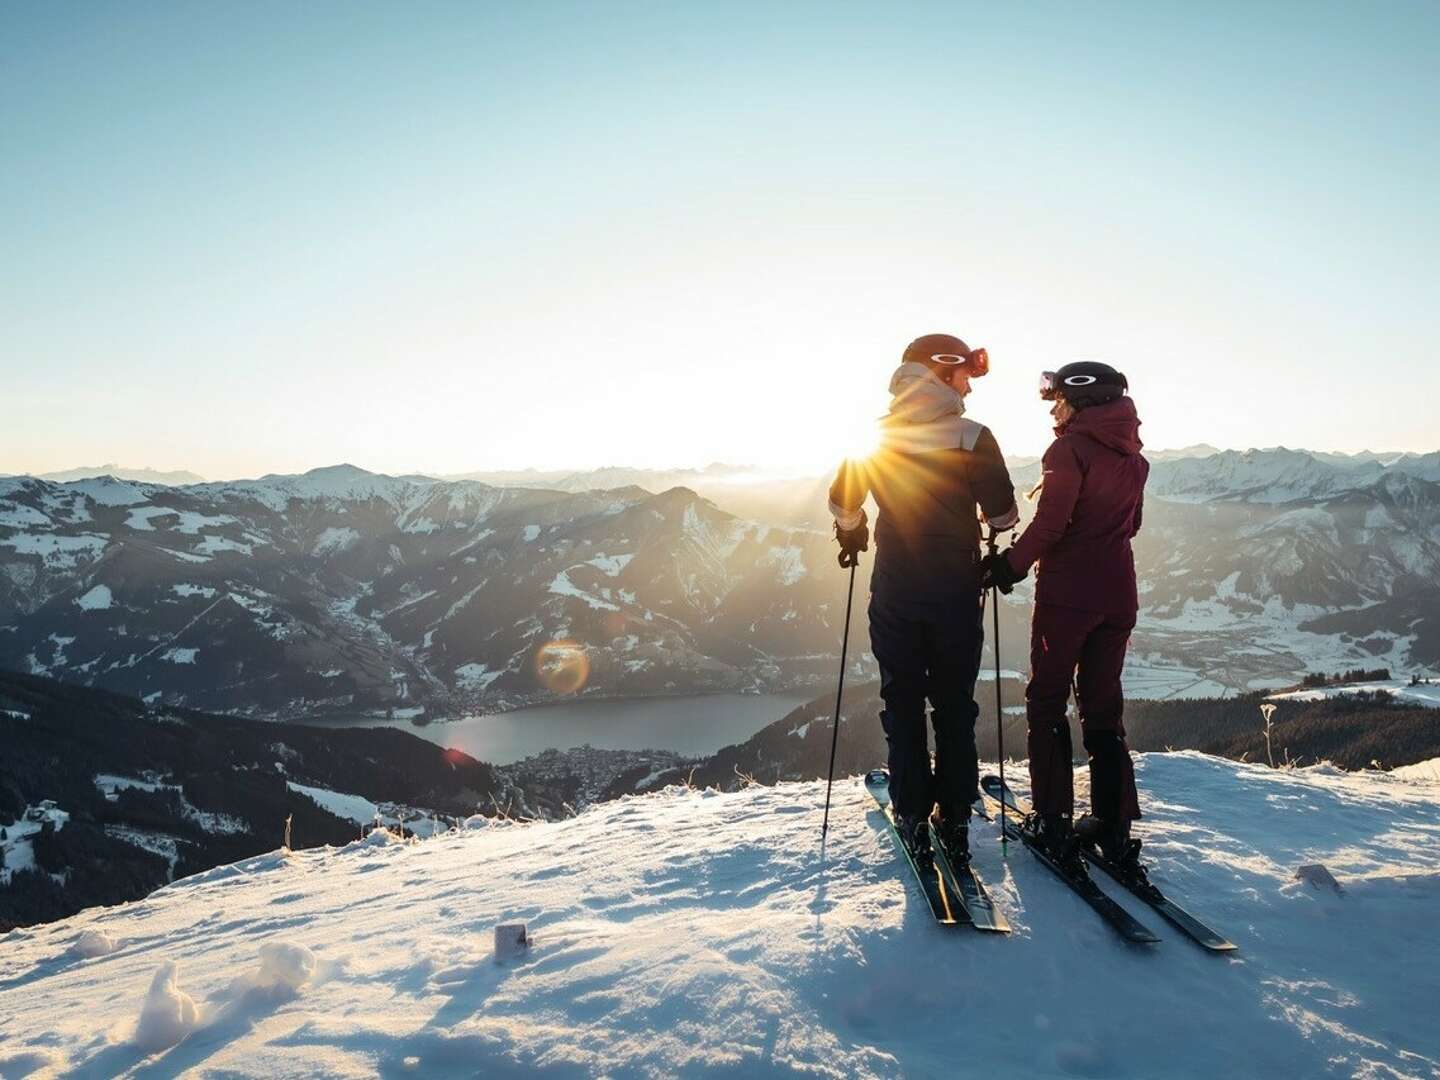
left=305, top=692, right=821, bottom=765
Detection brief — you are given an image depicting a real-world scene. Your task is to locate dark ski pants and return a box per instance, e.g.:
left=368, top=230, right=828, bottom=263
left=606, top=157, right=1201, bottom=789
left=1025, top=602, right=1141, bottom=824
left=869, top=590, right=983, bottom=823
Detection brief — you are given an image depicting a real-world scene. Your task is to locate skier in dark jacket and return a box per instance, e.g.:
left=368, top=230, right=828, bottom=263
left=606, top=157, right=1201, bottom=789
left=831, top=333, right=1019, bottom=866
left=980, top=361, right=1149, bottom=872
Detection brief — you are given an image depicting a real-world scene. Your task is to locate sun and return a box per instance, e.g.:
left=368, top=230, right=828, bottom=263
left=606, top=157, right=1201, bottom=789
left=841, top=415, right=884, bottom=463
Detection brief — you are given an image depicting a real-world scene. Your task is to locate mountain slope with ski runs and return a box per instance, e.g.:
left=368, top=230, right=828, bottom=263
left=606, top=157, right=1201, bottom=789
left=2, top=753, right=1436, bottom=1078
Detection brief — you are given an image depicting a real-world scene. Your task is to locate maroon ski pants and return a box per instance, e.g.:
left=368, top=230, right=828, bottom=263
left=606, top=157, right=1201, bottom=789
left=1025, top=602, right=1141, bottom=823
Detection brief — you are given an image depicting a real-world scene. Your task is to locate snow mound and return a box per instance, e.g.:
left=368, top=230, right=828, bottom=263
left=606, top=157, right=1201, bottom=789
left=134, top=961, right=199, bottom=1051
left=1, top=753, right=1436, bottom=1077
left=257, top=942, right=316, bottom=991
left=361, top=825, right=399, bottom=847
left=72, top=928, right=118, bottom=958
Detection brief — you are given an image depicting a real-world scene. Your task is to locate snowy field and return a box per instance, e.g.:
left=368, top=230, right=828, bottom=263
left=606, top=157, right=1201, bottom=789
left=1268, top=679, right=1440, bottom=709
left=1, top=753, right=1437, bottom=1078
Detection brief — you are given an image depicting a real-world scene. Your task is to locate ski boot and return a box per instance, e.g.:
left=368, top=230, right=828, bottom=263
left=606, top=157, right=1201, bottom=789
left=930, top=811, right=970, bottom=867
left=1028, top=813, right=1089, bottom=879
left=1075, top=814, right=1146, bottom=879
left=894, top=813, right=934, bottom=870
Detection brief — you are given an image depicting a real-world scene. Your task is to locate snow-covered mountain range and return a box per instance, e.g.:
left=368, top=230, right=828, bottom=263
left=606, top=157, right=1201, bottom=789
left=0, top=466, right=841, bottom=719
left=1, top=447, right=1437, bottom=718
left=1, top=754, right=1435, bottom=1077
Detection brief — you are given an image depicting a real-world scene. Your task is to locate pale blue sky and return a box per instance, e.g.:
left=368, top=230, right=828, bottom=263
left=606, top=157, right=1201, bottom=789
left=3, top=2, right=1437, bottom=477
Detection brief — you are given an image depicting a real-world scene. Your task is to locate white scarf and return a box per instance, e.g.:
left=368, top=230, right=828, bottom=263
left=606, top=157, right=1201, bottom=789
left=878, top=362, right=977, bottom=453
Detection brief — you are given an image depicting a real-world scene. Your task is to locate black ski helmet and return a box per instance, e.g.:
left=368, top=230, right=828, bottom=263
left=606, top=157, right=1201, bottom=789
left=1039, top=361, right=1128, bottom=407
left=903, top=333, right=989, bottom=378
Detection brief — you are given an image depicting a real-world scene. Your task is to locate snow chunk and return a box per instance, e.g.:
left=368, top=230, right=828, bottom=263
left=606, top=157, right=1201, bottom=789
left=257, top=941, right=316, bottom=991
left=75, top=584, right=113, bottom=611
left=73, top=928, right=118, bottom=958
left=134, top=961, right=199, bottom=1051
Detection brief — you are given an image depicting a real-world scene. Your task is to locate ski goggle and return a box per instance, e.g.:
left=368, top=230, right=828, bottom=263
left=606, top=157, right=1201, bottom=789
left=930, top=346, right=988, bottom=378
left=1038, top=370, right=1100, bottom=400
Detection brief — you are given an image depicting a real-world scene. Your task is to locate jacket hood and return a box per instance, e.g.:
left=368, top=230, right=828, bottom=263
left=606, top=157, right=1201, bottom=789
left=887, top=361, right=966, bottom=424
left=1059, top=396, right=1143, bottom=454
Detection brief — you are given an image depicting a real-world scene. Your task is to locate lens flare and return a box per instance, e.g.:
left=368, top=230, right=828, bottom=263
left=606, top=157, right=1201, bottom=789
left=535, top=639, right=590, bottom=694
left=843, top=418, right=883, bottom=462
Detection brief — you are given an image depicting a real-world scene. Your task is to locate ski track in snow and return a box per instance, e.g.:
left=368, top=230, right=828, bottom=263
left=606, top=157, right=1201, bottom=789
left=0, top=753, right=1437, bottom=1078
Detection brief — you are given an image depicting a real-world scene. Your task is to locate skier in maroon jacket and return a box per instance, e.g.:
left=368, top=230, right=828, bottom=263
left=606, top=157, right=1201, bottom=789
left=980, top=361, right=1149, bottom=874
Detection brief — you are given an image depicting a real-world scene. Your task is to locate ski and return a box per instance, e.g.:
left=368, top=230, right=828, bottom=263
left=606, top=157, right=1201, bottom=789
left=979, top=775, right=1160, bottom=946
left=863, top=770, right=962, bottom=927
left=929, top=820, right=1011, bottom=933
left=1080, top=845, right=1238, bottom=952
left=980, top=774, right=1236, bottom=952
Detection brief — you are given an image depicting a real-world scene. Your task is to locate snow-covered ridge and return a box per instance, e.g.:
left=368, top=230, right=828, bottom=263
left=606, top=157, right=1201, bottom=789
left=1, top=753, right=1436, bottom=1077
left=4, top=456, right=1439, bottom=715
left=1267, top=679, right=1440, bottom=708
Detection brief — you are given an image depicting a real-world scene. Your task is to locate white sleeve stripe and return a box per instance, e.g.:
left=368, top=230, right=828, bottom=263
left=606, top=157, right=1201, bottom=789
left=985, top=504, right=1020, bottom=530
left=829, top=501, right=864, bottom=530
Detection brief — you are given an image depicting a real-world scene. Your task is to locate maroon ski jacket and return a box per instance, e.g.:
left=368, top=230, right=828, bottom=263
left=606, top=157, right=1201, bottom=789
left=1006, top=397, right=1148, bottom=616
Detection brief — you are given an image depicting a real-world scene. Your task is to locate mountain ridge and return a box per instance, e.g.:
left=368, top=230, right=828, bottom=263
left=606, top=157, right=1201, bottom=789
left=3, top=449, right=1438, bottom=720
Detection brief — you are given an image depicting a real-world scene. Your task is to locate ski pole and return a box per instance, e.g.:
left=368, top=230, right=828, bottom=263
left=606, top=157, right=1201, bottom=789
left=821, top=560, right=858, bottom=838
left=987, top=529, right=1008, bottom=857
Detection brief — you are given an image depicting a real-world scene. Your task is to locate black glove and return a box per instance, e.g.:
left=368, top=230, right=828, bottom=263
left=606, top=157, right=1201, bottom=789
left=834, top=513, right=869, bottom=569
left=979, top=550, right=1025, bottom=594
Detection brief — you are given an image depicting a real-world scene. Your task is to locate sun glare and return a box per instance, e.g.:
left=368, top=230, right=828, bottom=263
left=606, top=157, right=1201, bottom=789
left=842, top=416, right=884, bottom=463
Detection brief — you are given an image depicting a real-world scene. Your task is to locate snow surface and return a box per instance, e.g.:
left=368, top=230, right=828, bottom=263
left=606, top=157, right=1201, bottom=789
left=0, top=531, right=107, bottom=565
left=74, top=584, right=113, bottom=611
left=287, top=783, right=382, bottom=828
left=66, top=477, right=151, bottom=507
left=1392, top=757, right=1440, bottom=782
left=585, top=552, right=634, bottom=576
left=548, top=569, right=621, bottom=611
left=1268, top=679, right=1440, bottom=709
left=0, top=755, right=1436, bottom=1076
left=454, top=663, right=502, bottom=691
left=312, top=526, right=361, bottom=556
